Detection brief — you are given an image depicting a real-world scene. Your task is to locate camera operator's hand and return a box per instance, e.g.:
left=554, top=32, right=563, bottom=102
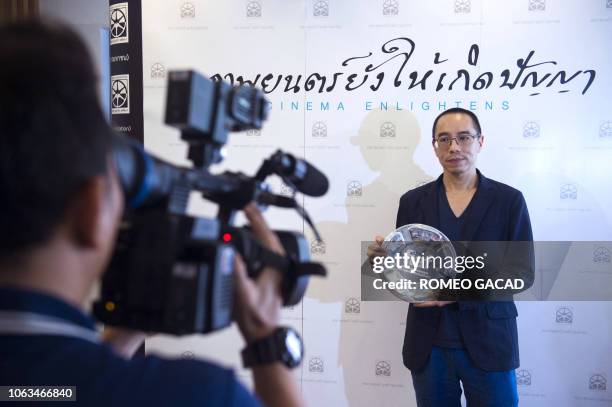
left=233, top=203, right=305, bottom=407
left=367, top=235, right=387, bottom=264
left=232, top=203, right=285, bottom=343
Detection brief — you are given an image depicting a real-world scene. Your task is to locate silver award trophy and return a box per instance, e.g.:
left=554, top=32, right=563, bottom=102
left=380, top=224, right=457, bottom=302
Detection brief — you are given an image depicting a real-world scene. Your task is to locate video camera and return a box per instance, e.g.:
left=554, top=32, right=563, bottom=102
left=93, top=70, right=328, bottom=335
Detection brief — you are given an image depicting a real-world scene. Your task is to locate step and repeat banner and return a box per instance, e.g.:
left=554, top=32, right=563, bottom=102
left=110, top=1, right=612, bottom=406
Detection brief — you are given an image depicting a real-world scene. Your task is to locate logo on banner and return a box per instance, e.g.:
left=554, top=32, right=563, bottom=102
left=181, top=351, right=195, bottom=359
left=313, top=0, right=329, bottom=17
left=517, top=369, right=532, bottom=386
left=180, top=2, right=196, bottom=18
left=560, top=183, right=577, bottom=200
left=380, top=122, right=396, bottom=137
left=375, top=361, right=391, bottom=377
left=589, top=374, right=607, bottom=391
left=593, top=246, right=611, bottom=263
left=599, top=121, right=612, bottom=138
left=555, top=306, right=573, bottom=324
left=150, top=63, right=166, bottom=79
left=279, top=182, right=295, bottom=196
left=311, top=239, right=326, bottom=255
left=528, top=0, right=546, bottom=11
left=111, top=74, right=130, bottom=114
left=347, top=181, right=362, bottom=197
left=522, top=121, right=540, bottom=138
left=312, top=121, right=327, bottom=137
left=109, top=2, right=129, bottom=45
left=246, top=1, right=262, bottom=18
left=383, top=0, right=399, bottom=16
left=345, top=297, right=361, bottom=313
left=454, top=0, right=471, bottom=13
left=308, top=357, right=324, bottom=373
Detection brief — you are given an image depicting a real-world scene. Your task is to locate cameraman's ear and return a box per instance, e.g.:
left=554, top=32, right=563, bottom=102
left=70, top=174, right=122, bottom=249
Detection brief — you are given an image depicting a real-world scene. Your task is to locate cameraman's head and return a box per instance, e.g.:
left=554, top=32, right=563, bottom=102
left=0, top=21, right=123, bottom=299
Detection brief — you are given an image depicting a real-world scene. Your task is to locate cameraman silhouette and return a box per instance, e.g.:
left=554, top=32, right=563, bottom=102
left=0, top=21, right=303, bottom=407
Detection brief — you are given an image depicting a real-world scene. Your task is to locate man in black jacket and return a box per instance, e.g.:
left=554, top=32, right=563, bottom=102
left=368, top=108, right=533, bottom=407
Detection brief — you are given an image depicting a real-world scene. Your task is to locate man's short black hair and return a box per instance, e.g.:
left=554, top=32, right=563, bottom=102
left=431, top=108, right=482, bottom=142
left=0, top=21, right=111, bottom=256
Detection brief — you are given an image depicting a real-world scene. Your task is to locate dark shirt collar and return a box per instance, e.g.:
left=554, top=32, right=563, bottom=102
left=0, top=286, right=96, bottom=331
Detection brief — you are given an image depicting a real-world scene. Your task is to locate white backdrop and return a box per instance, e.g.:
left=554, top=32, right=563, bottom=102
left=140, top=1, right=612, bottom=406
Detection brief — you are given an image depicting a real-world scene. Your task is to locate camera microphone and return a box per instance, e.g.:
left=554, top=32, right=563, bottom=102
left=257, top=150, right=329, bottom=197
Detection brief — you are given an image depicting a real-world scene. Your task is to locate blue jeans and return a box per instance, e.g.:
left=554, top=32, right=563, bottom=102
left=411, top=347, right=518, bottom=407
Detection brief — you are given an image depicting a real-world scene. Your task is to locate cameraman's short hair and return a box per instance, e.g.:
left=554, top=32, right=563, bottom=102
left=0, top=21, right=111, bottom=256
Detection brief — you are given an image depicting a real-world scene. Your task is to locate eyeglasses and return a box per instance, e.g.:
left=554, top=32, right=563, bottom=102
left=433, top=133, right=481, bottom=149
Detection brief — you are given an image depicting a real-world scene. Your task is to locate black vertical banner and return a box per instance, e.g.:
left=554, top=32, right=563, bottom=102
left=109, top=0, right=143, bottom=143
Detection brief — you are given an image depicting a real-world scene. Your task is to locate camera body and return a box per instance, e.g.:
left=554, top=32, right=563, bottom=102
left=93, top=71, right=326, bottom=336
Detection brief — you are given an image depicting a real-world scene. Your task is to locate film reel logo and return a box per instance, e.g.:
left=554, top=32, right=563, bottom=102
left=599, top=121, right=612, bottom=138
left=312, top=121, right=327, bottom=138
left=559, top=183, right=577, bottom=200
left=555, top=306, right=573, bottom=324
left=593, top=246, right=611, bottom=264
left=180, top=2, right=196, bottom=18
left=379, top=122, right=396, bottom=138
left=308, top=357, right=324, bottom=373
left=344, top=297, right=361, bottom=314
left=383, top=0, right=399, bottom=16
left=150, top=63, right=166, bottom=79
left=375, top=361, right=391, bottom=377
left=517, top=369, right=532, bottom=386
left=522, top=121, right=540, bottom=138
left=247, top=1, right=262, bottom=18
left=313, top=0, right=329, bottom=17
left=111, top=74, right=130, bottom=115
left=109, top=2, right=129, bottom=45
left=454, top=0, right=471, bottom=13
left=589, top=374, right=607, bottom=391
left=528, top=0, right=546, bottom=11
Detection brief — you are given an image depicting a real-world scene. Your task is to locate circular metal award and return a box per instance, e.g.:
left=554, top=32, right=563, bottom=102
left=380, top=224, right=457, bottom=302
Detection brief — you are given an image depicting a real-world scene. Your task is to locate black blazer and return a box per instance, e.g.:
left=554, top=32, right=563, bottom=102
left=396, top=169, right=533, bottom=372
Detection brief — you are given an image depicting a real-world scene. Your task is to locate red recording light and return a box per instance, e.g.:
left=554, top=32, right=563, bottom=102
left=222, top=233, right=232, bottom=242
